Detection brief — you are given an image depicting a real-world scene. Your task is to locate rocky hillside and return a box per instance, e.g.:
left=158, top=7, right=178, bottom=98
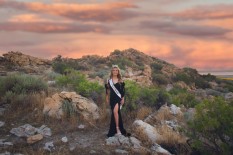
left=0, top=49, right=232, bottom=155
left=51, top=48, right=213, bottom=90
left=0, top=51, right=51, bottom=74
left=0, top=49, right=228, bottom=90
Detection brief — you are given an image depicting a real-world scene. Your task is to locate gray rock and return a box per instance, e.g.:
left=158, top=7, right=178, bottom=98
left=225, top=92, right=233, bottom=100
left=106, top=136, right=120, bottom=146
left=165, top=120, right=179, bottom=130
left=0, top=108, right=6, bottom=116
left=205, top=89, right=223, bottom=97
left=47, top=80, right=56, bottom=86
left=0, top=121, right=5, bottom=127
left=0, top=152, right=22, bottom=155
left=115, top=149, right=128, bottom=154
left=89, top=150, right=96, bottom=154
left=166, top=84, right=173, bottom=91
left=37, top=125, right=52, bottom=137
left=118, top=135, right=131, bottom=146
left=10, top=124, right=52, bottom=138
left=0, top=139, right=13, bottom=147
left=10, top=124, right=37, bottom=137
left=69, top=143, right=76, bottom=151
left=133, top=120, right=161, bottom=143
left=170, top=104, right=181, bottom=115
left=151, top=143, right=171, bottom=155
left=43, top=141, right=55, bottom=152
left=61, top=136, right=68, bottom=143
left=78, top=124, right=85, bottom=129
left=129, top=137, right=141, bottom=149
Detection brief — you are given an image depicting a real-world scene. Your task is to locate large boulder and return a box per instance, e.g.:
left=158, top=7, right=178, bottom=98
left=2, top=51, right=51, bottom=73
left=132, top=120, right=161, bottom=143
left=43, top=91, right=100, bottom=121
left=124, top=65, right=153, bottom=87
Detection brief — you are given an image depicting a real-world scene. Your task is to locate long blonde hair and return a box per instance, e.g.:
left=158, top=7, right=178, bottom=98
left=109, top=65, right=122, bottom=82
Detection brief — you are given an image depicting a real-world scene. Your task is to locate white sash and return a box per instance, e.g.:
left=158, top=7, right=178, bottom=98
left=109, top=78, right=121, bottom=99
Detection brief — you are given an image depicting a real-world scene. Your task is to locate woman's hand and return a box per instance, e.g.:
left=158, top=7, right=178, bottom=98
left=120, top=97, right=124, bottom=105
left=105, top=95, right=109, bottom=105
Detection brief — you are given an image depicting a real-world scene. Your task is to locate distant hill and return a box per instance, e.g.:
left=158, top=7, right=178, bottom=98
left=0, top=48, right=218, bottom=89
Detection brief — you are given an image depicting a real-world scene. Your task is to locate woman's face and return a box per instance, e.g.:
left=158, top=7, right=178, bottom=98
left=112, top=67, right=119, bottom=76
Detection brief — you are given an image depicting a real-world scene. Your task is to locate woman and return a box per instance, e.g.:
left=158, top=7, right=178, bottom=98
left=105, top=65, right=127, bottom=137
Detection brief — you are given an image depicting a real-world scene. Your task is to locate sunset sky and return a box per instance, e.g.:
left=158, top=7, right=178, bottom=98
left=0, top=0, right=233, bottom=71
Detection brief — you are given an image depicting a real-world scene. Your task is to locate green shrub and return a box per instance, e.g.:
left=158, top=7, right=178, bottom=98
left=156, top=89, right=171, bottom=105
left=169, top=86, right=187, bottom=95
left=140, top=87, right=159, bottom=106
left=151, top=62, right=163, bottom=71
left=56, top=69, right=104, bottom=104
left=124, top=80, right=141, bottom=110
left=62, top=99, right=76, bottom=119
left=0, top=74, right=48, bottom=95
left=89, top=70, right=108, bottom=79
left=171, top=92, right=198, bottom=108
left=195, top=77, right=210, bottom=89
left=152, top=73, right=169, bottom=85
left=52, top=61, right=70, bottom=74
left=173, top=72, right=192, bottom=85
left=202, top=73, right=216, bottom=82
left=45, top=70, right=61, bottom=80
left=110, top=57, right=133, bottom=70
left=188, top=97, right=233, bottom=154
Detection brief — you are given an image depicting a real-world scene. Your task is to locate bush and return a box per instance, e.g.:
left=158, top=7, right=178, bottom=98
left=174, top=71, right=210, bottom=89
left=124, top=80, right=141, bottom=110
left=152, top=73, right=169, bottom=85
left=151, top=62, right=163, bottom=71
left=202, top=73, right=216, bottom=82
left=156, top=89, right=171, bottom=107
left=52, top=61, right=70, bottom=74
left=140, top=87, right=159, bottom=106
left=188, top=97, right=233, bottom=154
left=0, top=74, right=48, bottom=96
left=171, top=92, right=198, bottom=108
left=195, top=77, right=210, bottom=89
left=89, top=70, right=108, bottom=79
left=173, top=72, right=192, bottom=85
left=56, top=69, right=104, bottom=104
left=110, top=57, right=133, bottom=70
left=62, top=99, right=76, bottom=119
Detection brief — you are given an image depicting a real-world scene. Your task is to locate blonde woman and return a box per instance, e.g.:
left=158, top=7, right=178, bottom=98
left=105, top=65, right=127, bottom=137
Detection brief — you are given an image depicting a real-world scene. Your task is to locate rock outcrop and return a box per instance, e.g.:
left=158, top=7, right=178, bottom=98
left=124, top=65, right=153, bottom=86
left=2, top=51, right=51, bottom=73
left=132, top=120, right=161, bottom=143
left=43, top=91, right=100, bottom=121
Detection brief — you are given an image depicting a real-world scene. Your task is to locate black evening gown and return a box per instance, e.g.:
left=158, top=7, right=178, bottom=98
left=105, top=79, right=127, bottom=137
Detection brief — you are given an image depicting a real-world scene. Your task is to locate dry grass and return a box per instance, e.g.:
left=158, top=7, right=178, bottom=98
left=155, top=107, right=174, bottom=123
left=3, top=93, right=46, bottom=124
left=220, top=77, right=233, bottom=81
left=136, top=106, right=153, bottom=120
left=133, top=127, right=153, bottom=147
left=157, top=125, right=186, bottom=146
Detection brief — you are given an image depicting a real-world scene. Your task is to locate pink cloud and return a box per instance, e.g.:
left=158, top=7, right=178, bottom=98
left=0, top=22, right=110, bottom=33
left=0, top=0, right=139, bottom=22
left=170, top=4, right=233, bottom=20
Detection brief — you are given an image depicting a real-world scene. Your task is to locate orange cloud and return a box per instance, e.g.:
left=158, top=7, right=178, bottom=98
left=0, top=22, right=110, bottom=33
left=8, top=14, right=53, bottom=23
left=169, top=4, right=233, bottom=20
left=0, top=0, right=139, bottom=22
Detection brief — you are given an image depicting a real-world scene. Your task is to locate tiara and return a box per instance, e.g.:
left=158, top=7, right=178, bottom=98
left=112, top=65, right=119, bottom=67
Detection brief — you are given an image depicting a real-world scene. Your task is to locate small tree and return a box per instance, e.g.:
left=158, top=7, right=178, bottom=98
left=188, top=97, right=233, bottom=154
